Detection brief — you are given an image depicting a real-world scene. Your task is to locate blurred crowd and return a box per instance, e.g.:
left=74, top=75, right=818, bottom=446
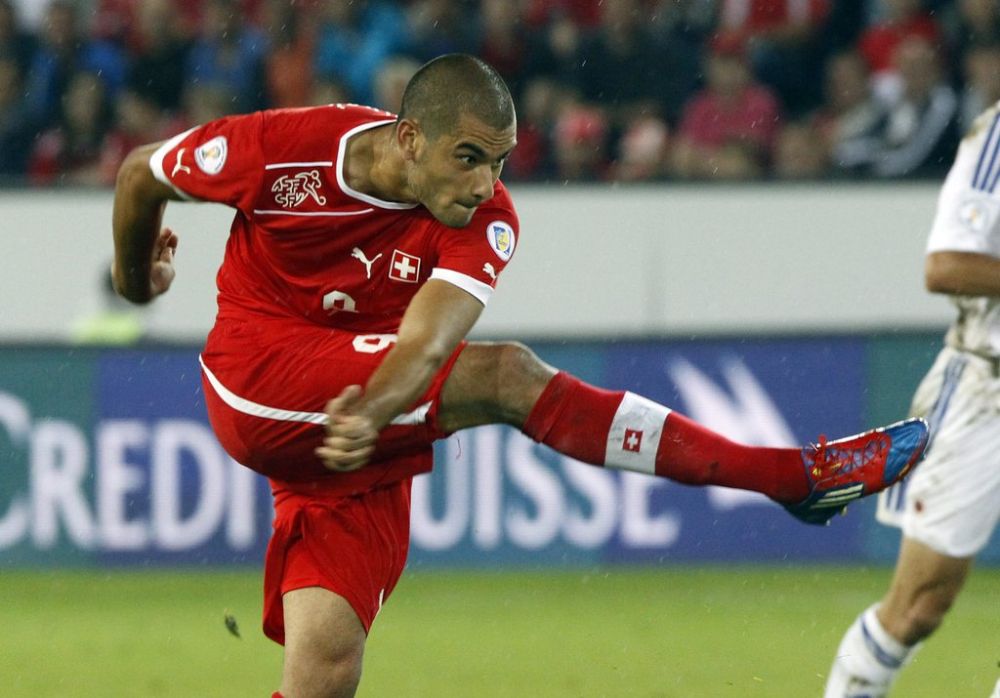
left=0, top=0, right=997, bottom=187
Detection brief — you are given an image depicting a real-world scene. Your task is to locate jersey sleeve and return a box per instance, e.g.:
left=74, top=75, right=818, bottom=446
left=148, top=112, right=265, bottom=215
left=429, top=191, right=520, bottom=306
left=927, top=105, right=1000, bottom=257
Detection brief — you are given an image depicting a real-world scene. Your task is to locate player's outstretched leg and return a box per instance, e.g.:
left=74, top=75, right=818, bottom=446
left=439, top=342, right=928, bottom=526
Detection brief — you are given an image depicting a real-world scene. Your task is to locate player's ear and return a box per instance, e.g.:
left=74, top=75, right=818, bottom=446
left=396, top=118, right=423, bottom=162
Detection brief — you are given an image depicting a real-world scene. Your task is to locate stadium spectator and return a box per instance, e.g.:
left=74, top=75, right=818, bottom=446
left=71, top=263, right=148, bottom=345
left=817, top=0, right=868, bottom=54
left=372, top=55, right=419, bottom=113
left=517, top=4, right=585, bottom=91
left=670, top=33, right=782, bottom=180
left=521, top=0, right=603, bottom=30
left=856, top=0, right=943, bottom=103
left=314, top=0, right=409, bottom=105
left=0, top=56, right=30, bottom=179
left=813, top=49, right=886, bottom=173
left=0, top=0, right=35, bottom=75
left=647, top=0, right=717, bottom=125
left=959, top=41, right=1000, bottom=131
left=128, top=0, right=191, bottom=113
left=503, top=75, right=566, bottom=181
left=98, top=88, right=187, bottom=186
left=186, top=0, right=269, bottom=114
left=834, top=36, right=959, bottom=178
left=552, top=103, right=610, bottom=181
left=28, top=70, right=113, bottom=186
left=824, top=97, right=1000, bottom=698
left=942, top=0, right=1000, bottom=63
left=572, top=0, right=675, bottom=126
left=110, top=53, right=927, bottom=698
left=181, top=81, right=239, bottom=125
left=308, top=76, right=350, bottom=108
left=772, top=119, right=830, bottom=179
left=476, top=0, right=535, bottom=100
left=24, top=0, right=126, bottom=128
left=262, top=0, right=316, bottom=108
left=715, top=0, right=832, bottom=116
left=404, top=0, right=477, bottom=62
left=608, top=114, right=671, bottom=182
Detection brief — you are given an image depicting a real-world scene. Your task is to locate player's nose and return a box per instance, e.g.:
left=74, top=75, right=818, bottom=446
left=470, top=166, right=493, bottom=201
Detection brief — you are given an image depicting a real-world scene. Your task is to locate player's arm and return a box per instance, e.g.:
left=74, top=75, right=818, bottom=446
left=112, top=143, right=184, bottom=304
left=317, top=279, right=484, bottom=470
left=925, top=251, right=1000, bottom=296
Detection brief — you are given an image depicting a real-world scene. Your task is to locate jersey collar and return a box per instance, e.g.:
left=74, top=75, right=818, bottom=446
left=337, top=118, right=419, bottom=210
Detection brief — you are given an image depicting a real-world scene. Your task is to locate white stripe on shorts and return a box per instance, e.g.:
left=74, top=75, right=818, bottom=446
left=199, top=355, right=431, bottom=426
left=603, top=392, right=671, bottom=475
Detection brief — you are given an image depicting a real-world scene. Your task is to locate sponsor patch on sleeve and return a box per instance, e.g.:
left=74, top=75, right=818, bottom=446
left=486, top=220, right=516, bottom=261
left=195, top=136, right=228, bottom=175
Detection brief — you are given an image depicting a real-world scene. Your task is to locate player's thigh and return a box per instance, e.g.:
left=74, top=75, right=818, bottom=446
left=282, top=586, right=367, bottom=697
left=204, top=328, right=431, bottom=478
left=437, top=340, right=556, bottom=432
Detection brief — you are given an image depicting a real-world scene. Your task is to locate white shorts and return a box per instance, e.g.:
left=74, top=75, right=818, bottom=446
left=877, top=346, right=1000, bottom=557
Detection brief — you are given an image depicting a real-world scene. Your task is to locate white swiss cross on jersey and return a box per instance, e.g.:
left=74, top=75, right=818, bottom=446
left=389, top=250, right=421, bottom=283
left=147, top=104, right=520, bottom=334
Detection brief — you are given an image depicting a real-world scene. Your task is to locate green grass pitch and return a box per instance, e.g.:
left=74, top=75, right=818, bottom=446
left=2, top=566, right=997, bottom=696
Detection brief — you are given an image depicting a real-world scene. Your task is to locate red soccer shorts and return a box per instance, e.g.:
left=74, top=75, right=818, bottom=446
left=262, top=478, right=412, bottom=643
left=200, top=318, right=467, bottom=493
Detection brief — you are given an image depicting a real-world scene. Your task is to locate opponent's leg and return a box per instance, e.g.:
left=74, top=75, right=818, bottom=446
left=280, top=587, right=367, bottom=698
left=824, top=536, right=971, bottom=697
left=438, top=342, right=927, bottom=524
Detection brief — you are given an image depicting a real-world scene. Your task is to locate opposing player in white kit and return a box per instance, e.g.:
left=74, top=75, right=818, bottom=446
left=824, top=102, right=1000, bottom=697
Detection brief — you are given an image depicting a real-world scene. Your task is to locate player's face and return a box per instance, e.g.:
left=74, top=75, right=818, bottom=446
left=411, top=113, right=517, bottom=228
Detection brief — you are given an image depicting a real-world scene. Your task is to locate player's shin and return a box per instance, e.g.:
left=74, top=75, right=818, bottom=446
left=521, top=371, right=810, bottom=501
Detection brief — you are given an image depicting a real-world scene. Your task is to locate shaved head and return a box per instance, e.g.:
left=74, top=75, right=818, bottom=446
left=398, top=54, right=515, bottom=140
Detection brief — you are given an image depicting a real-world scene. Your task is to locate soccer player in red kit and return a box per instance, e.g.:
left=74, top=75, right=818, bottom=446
left=112, top=54, right=929, bottom=697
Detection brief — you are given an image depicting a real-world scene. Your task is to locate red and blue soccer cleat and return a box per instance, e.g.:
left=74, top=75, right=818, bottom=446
left=784, top=417, right=930, bottom=526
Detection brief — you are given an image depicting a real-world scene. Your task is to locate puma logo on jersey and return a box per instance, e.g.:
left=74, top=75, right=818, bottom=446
left=351, top=247, right=383, bottom=279
left=272, top=170, right=328, bottom=208
left=483, top=262, right=497, bottom=281
left=171, top=149, right=191, bottom=177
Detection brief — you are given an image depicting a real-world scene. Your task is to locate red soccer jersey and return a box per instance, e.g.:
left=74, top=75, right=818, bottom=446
left=150, top=103, right=518, bottom=335
left=149, top=104, right=519, bottom=488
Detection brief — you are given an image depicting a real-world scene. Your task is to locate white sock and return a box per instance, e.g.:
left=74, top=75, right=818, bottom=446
left=989, top=677, right=1000, bottom=698
left=824, top=604, right=917, bottom=698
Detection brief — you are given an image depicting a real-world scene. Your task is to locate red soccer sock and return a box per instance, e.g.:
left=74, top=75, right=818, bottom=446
left=522, top=372, right=811, bottom=503
left=272, top=693, right=284, bottom=698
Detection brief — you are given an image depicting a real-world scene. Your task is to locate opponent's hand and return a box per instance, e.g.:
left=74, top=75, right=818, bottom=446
left=149, top=227, right=178, bottom=298
left=316, top=385, right=378, bottom=471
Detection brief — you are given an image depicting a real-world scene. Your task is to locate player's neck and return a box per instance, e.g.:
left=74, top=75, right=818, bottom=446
left=345, top=125, right=415, bottom=204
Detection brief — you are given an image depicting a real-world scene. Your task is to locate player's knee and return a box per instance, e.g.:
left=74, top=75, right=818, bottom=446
left=283, top=646, right=364, bottom=698
left=493, top=341, right=553, bottom=413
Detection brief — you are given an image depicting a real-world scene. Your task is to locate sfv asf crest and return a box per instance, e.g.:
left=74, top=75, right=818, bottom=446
left=272, top=170, right=328, bottom=208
